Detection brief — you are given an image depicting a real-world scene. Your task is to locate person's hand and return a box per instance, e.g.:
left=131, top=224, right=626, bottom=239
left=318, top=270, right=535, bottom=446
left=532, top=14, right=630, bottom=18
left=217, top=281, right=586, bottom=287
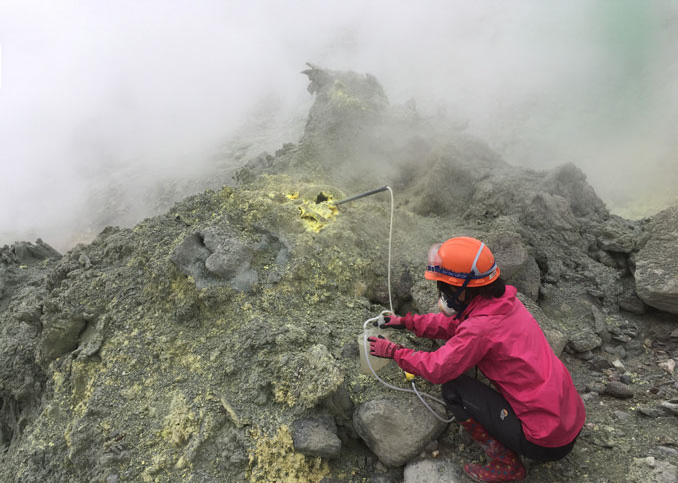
left=382, top=315, right=406, bottom=329
left=368, top=335, right=403, bottom=359
left=373, top=314, right=415, bottom=331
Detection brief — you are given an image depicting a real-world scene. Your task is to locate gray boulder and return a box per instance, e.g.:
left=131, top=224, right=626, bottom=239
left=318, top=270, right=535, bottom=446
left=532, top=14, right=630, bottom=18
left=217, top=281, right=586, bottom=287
left=541, top=163, right=606, bottom=219
left=10, top=239, right=61, bottom=265
left=634, top=205, right=678, bottom=314
left=353, top=397, right=448, bottom=467
left=597, top=215, right=641, bottom=253
left=569, top=332, right=603, bottom=354
left=169, top=233, right=215, bottom=286
left=404, top=457, right=463, bottom=483
left=170, top=228, right=257, bottom=291
left=292, top=415, right=341, bottom=458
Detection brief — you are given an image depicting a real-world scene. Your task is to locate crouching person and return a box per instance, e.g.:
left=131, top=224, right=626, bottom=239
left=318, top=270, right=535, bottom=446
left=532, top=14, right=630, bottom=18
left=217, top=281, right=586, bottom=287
left=368, top=236, right=585, bottom=482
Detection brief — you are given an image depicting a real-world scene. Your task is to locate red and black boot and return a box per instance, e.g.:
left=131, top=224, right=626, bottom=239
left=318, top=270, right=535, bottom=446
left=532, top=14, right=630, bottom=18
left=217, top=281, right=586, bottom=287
left=459, top=418, right=526, bottom=482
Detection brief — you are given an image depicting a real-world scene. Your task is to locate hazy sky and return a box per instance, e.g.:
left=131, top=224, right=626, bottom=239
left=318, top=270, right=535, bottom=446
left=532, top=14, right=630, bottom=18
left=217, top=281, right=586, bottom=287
left=1, top=1, right=677, bottom=251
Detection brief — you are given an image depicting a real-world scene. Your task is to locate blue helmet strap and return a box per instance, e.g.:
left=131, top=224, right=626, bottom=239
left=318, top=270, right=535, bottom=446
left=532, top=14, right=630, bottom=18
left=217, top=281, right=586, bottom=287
left=441, top=277, right=471, bottom=314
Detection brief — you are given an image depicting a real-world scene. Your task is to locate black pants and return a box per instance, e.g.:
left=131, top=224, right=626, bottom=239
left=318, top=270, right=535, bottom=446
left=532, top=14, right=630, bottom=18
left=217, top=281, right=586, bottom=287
left=442, top=375, right=577, bottom=462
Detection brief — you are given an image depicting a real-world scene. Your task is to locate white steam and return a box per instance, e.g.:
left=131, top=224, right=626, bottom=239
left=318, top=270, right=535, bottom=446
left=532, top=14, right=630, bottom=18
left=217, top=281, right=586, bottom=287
left=1, top=1, right=676, bottom=251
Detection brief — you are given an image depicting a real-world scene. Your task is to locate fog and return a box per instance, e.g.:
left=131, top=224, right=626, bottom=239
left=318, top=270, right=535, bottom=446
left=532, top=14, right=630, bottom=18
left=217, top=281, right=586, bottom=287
left=1, top=1, right=677, bottom=252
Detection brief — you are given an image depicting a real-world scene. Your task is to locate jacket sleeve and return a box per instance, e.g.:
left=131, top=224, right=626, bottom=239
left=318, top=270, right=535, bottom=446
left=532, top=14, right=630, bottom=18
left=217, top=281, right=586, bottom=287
left=403, top=312, right=460, bottom=340
left=393, top=319, right=490, bottom=384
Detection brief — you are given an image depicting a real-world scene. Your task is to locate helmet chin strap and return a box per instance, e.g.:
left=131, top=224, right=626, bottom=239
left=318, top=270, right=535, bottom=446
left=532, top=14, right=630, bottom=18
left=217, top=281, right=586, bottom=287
left=440, top=278, right=471, bottom=315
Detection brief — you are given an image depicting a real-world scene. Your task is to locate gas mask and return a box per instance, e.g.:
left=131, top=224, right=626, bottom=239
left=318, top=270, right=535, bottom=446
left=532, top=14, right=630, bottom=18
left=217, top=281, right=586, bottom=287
left=437, top=283, right=468, bottom=316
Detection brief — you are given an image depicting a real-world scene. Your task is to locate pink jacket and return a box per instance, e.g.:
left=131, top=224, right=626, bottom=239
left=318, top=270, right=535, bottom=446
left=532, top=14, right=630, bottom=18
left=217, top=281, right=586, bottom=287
left=393, top=285, right=585, bottom=447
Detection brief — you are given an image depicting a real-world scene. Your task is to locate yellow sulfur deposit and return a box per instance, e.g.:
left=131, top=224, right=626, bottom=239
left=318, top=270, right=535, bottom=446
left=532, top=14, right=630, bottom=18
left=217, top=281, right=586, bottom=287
left=161, top=393, right=199, bottom=448
left=297, top=192, right=339, bottom=233
left=247, top=425, right=329, bottom=482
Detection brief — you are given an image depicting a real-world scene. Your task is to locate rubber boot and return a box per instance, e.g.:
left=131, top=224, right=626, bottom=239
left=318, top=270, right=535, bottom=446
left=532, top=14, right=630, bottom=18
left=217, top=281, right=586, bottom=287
left=459, top=418, right=526, bottom=482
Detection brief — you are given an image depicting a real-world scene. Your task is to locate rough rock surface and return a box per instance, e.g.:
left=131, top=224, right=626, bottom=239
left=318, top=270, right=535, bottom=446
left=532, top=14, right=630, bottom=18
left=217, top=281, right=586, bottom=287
left=485, top=232, right=541, bottom=301
left=292, top=415, right=341, bottom=458
left=0, top=240, right=61, bottom=452
left=626, top=457, right=677, bottom=483
left=634, top=205, right=678, bottom=313
left=353, top=397, right=448, bottom=467
left=1, top=65, right=677, bottom=482
left=403, top=457, right=463, bottom=482
left=604, top=381, right=635, bottom=399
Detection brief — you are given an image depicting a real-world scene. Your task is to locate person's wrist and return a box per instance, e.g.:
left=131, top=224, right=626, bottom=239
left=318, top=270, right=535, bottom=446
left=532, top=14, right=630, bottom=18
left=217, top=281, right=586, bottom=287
left=403, top=313, right=416, bottom=331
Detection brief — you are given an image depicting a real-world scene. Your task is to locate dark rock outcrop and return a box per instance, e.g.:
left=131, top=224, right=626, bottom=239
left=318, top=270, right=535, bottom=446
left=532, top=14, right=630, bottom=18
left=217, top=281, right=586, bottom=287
left=0, top=240, right=61, bottom=455
left=634, top=205, right=678, bottom=314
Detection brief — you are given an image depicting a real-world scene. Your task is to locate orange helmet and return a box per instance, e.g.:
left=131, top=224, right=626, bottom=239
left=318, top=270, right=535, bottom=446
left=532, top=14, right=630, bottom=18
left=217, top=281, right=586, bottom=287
left=425, top=236, right=500, bottom=287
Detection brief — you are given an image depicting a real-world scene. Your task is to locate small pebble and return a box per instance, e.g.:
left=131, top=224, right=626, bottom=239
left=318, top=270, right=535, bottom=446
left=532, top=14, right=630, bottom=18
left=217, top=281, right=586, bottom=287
left=613, top=410, right=632, bottom=421
left=658, top=359, right=675, bottom=375
left=637, top=406, right=664, bottom=418
left=604, top=381, right=634, bottom=399
left=656, top=446, right=678, bottom=457
left=588, top=357, right=613, bottom=371
left=587, top=383, right=606, bottom=394
left=612, top=334, right=632, bottom=343
left=660, top=400, right=678, bottom=415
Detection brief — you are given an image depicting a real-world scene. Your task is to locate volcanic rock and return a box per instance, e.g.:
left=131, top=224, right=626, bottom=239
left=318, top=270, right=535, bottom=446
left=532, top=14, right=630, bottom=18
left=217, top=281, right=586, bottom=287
left=353, top=397, right=448, bottom=467
left=404, top=457, right=463, bottom=482
left=604, top=381, right=634, bottom=399
left=292, top=415, right=342, bottom=458
left=634, top=204, right=678, bottom=314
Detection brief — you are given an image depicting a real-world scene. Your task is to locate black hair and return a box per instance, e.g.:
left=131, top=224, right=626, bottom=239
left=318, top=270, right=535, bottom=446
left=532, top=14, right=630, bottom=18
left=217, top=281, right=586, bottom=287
left=437, top=277, right=506, bottom=302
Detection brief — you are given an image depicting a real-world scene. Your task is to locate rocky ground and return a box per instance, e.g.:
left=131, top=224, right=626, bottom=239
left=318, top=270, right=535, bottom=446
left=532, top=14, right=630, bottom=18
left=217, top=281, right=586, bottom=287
left=1, top=65, right=677, bottom=482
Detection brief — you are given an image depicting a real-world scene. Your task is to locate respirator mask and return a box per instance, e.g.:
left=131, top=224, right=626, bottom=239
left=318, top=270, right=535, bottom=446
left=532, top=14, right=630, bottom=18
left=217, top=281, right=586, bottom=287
left=437, top=282, right=467, bottom=317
